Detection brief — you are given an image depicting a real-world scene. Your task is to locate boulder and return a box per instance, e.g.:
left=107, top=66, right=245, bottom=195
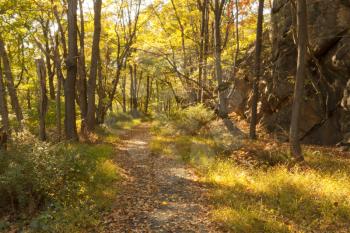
left=227, top=77, right=251, bottom=117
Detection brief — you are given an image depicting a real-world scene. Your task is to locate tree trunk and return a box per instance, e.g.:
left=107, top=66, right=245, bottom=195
left=86, top=0, right=102, bottom=130
left=122, top=75, right=126, bottom=112
left=53, top=35, right=63, bottom=141
left=214, top=0, right=227, bottom=118
left=198, top=0, right=208, bottom=102
left=64, top=0, right=79, bottom=140
left=156, top=80, right=161, bottom=112
left=97, top=55, right=106, bottom=124
left=136, top=70, right=143, bottom=100
left=132, top=64, right=138, bottom=113
left=202, top=4, right=209, bottom=102
left=213, top=0, right=242, bottom=135
left=42, top=20, right=55, bottom=100
left=289, top=0, right=307, bottom=161
left=35, top=58, right=48, bottom=141
left=27, top=90, right=31, bottom=110
left=249, top=0, right=264, bottom=139
left=144, top=75, right=150, bottom=113
left=53, top=6, right=68, bottom=59
left=56, top=72, right=62, bottom=141
left=0, top=61, right=9, bottom=131
left=129, top=65, right=134, bottom=112
left=0, top=38, right=23, bottom=126
left=227, top=0, right=240, bottom=98
left=78, top=0, right=88, bottom=131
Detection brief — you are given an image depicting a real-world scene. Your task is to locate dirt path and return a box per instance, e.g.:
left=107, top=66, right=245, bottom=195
left=103, top=123, right=222, bottom=233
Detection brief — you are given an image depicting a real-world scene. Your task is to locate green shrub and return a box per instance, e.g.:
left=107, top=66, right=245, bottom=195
left=104, top=112, right=134, bottom=127
left=172, top=104, right=214, bottom=135
left=25, top=99, right=63, bottom=134
left=104, top=112, right=143, bottom=130
left=0, top=130, right=118, bottom=232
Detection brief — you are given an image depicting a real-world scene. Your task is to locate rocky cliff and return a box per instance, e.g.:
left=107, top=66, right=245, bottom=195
left=229, top=0, right=350, bottom=145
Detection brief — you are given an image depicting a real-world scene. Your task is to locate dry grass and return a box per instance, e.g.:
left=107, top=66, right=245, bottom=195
left=150, top=118, right=350, bottom=233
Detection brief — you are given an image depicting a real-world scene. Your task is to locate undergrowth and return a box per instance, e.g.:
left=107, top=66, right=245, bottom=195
left=0, top=129, right=119, bottom=232
left=150, top=104, right=350, bottom=233
left=104, top=112, right=142, bottom=130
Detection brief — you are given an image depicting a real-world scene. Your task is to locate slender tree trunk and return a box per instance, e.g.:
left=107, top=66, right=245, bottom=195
left=35, top=58, right=48, bottom=141
left=227, top=0, right=240, bottom=97
left=145, top=75, right=150, bottom=113
left=27, top=90, right=31, bottom=110
left=249, top=0, right=264, bottom=139
left=64, top=0, right=79, bottom=140
left=198, top=0, right=208, bottom=102
left=233, top=0, right=239, bottom=75
left=86, top=0, right=102, bottom=130
left=129, top=65, right=134, bottom=112
left=54, top=35, right=63, bottom=141
left=26, top=75, right=31, bottom=110
left=122, top=75, right=126, bottom=113
left=289, top=0, right=307, bottom=161
left=53, top=6, right=68, bottom=58
left=56, top=73, right=62, bottom=141
left=97, top=55, right=106, bottom=124
left=136, top=70, right=143, bottom=100
left=202, top=4, right=209, bottom=102
left=132, top=64, right=138, bottom=113
left=106, top=68, right=121, bottom=113
left=214, top=0, right=227, bottom=118
left=42, top=21, right=55, bottom=100
left=0, top=61, right=9, bottom=131
left=213, top=0, right=242, bottom=135
left=0, top=39, right=23, bottom=126
left=78, top=0, right=88, bottom=130
left=156, top=80, right=160, bottom=112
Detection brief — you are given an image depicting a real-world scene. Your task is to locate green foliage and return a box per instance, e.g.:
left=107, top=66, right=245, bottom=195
left=105, top=112, right=134, bottom=126
left=104, top=112, right=142, bottom=130
left=0, top=130, right=118, bottom=232
left=25, top=99, right=64, bottom=136
left=171, top=104, right=215, bottom=135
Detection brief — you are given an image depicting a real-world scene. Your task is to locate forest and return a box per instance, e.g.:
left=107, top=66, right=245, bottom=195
left=1, top=0, right=350, bottom=232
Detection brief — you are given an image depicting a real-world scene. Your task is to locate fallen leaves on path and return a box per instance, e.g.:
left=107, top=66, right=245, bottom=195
left=102, top=123, right=223, bottom=233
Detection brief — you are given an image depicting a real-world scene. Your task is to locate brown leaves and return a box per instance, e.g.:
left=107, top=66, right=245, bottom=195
left=102, top=124, right=220, bottom=232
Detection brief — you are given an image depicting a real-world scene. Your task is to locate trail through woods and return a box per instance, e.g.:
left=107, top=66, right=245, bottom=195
left=103, top=123, right=222, bottom=232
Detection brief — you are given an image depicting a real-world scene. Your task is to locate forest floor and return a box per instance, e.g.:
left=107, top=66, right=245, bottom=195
left=102, top=123, right=222, bottom=232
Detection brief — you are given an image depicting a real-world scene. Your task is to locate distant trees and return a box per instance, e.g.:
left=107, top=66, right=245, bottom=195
left=0, top=0, right=313, bottom=159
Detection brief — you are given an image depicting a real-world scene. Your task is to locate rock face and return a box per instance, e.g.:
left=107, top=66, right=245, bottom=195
left=230, top=0, right=350, bottom=145
left=265, top=0, right=350, bottom=145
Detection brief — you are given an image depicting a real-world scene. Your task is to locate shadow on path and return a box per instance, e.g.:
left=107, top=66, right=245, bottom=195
left=103, top=123, right=223, bottom=233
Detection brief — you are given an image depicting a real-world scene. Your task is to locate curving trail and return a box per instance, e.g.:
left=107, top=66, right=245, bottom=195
left=103, top=123, right=223, bottom=233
